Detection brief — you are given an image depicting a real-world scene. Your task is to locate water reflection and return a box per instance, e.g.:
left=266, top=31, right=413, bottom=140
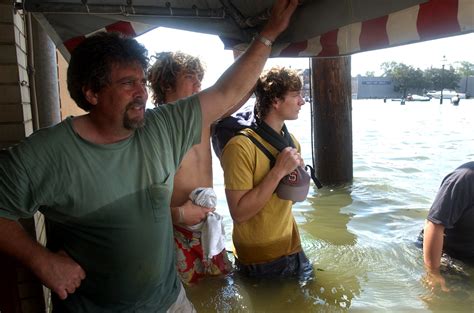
left=187, top=185, right=362, bottom=312
left=301, top=185, right=356, bottom=246
left=292, top=186, right=361, bottom=310
left=186, top=270, right=360, bottom=312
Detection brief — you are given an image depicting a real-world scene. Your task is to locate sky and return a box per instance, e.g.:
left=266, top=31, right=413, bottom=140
left=137, top=28, right=474, bottom=89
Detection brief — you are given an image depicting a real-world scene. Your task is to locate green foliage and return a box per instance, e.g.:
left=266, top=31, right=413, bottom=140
left=380, top=62, right=428, bottom=96
left=380, top=61, right=462, bottom=95
left=455, top=61, right=474, bottom=77
left=365, top=71, right=375, bottom=77
left=424, top=66, right=461, bottom=90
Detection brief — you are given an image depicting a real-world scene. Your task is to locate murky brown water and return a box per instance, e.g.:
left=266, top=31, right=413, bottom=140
left=187, top=99, right=474, bottom=312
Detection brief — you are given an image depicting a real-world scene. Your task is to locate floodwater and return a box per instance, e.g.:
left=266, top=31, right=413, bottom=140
left=186, top=98, right=474, bottom=312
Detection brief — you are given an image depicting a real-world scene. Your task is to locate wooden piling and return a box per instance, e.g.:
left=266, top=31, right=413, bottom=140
left=311, top=56, right=353, bottom=185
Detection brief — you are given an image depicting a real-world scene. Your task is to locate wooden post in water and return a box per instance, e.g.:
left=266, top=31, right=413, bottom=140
left=311, top=56, right=353, bottom=185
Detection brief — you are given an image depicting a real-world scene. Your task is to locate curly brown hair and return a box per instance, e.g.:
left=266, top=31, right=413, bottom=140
left=67, top=32, right=148, bottom=112
left=147, top=51, right=205, bottom=105
left=254, top=67, right=302, bottom=120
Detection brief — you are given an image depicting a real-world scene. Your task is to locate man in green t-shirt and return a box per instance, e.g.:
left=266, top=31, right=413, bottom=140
left=221, top=67, right=314, bottom=281
left=0, top=1, right=298, bottom=312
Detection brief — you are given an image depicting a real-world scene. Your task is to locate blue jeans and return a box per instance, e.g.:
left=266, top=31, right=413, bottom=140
left=234, top=250, right=314, bottom=282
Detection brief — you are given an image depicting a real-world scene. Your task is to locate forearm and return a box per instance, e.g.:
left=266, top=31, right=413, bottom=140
left=228, top=168, right=285, bottom=223
left=0, top=217, right=50, bottom=272
left=220, top=87, right=255, bottom=119
left=200, top=40, right=270, bottom=125
left=423, top=220, right=445, bottom=270
left=199, top=0, right=298, bottom=126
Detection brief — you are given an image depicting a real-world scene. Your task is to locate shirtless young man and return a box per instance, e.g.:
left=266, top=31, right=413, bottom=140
left=148, top=52, right=231, bottom=284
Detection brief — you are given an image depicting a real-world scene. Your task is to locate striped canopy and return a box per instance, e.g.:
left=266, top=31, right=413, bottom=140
left=21, top=0, right=474, bottom=60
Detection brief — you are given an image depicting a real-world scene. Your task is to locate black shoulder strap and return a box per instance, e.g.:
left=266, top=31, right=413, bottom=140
left=237, top=130, right=323, bottom=189
left=253, top=122, right=295, bottom=152
left=236, top=131, right=276, bottom=167
left=305, top=165, right=323, bottom=189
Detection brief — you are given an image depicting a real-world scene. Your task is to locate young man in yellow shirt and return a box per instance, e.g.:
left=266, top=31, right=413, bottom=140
left=221, top=67, right=313, bottom=281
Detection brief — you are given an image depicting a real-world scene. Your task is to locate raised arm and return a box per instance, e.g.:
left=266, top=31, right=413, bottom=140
left=198, top=0, right=298, bottom=128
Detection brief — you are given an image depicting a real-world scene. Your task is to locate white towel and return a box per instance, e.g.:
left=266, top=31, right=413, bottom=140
left=185, top=187, right=226, bottom=261
left=183, top=187, right=217, bottom=231
left=201, top=212, right=226, bottom=262
left=190, top=187, right=217, bottom=208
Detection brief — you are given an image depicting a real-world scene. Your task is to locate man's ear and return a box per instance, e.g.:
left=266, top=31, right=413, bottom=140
left=83, top=86, right=99, bottom=106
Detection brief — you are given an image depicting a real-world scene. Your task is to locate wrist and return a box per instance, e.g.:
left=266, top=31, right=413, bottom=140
left=171, top=206, right=185, bottom=224
left=177, top=206, right=184, bottom=224
left=269, top=167, right=286, bottom=181
left=259, top=28, right=278, bottom=42
left=27, top=245, right=52, bottom=274
left=424, top=263, right=441, bottom=274
left=253, top=33, right=273, bottom=48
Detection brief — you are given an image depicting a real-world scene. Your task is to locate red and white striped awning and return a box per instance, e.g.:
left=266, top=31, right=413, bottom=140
left=271, top=0, right=474, bottom=57
left=25, top=0, right=473, bottom=60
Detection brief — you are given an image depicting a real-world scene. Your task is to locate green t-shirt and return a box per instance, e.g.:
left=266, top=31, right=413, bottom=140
left=0, top=95, right=202, bottom=312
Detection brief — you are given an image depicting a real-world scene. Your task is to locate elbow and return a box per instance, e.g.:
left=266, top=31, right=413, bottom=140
left=229, top=205, right=256, bottom=224
left=230, top=212, right=249, bottom=224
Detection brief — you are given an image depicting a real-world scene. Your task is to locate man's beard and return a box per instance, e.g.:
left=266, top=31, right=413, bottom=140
left=123, top=100, right=146, bottom=130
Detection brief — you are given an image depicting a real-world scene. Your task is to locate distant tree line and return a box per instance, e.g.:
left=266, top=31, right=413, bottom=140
left=376, top=61, right=474, bottom=97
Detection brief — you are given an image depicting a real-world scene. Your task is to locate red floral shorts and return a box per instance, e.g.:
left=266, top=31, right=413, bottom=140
left=174, top=225, right=232, bottom=284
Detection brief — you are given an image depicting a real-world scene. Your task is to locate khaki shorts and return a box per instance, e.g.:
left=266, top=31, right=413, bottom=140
left=166, top=283, right=196, bottom=313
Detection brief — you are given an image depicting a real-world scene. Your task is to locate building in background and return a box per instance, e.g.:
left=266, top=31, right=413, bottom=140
left=459, top=76, right=474, bottom=98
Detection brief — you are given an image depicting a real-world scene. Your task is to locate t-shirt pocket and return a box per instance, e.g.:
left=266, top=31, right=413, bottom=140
left=147, top=174, right=173, bottom=222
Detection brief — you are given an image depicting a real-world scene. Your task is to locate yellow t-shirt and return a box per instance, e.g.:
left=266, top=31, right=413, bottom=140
left=221, top=129, right=302, bottom=265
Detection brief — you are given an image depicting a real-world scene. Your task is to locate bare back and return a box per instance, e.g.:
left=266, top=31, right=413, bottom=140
left=170, top=126, right=213, bottom=207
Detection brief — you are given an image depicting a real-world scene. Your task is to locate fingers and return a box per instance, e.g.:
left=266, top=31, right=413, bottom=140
left=79, top=268, right=86, bottom=280
left=54, top=278, right=80, bottom=300
left=282, top=0, right=299, bottom=16
left=272, top=0, right=298, bottom=19
left=203, top=207, right=215, bottom=213
left=57, top=288, right=68, bottom=300
left=191, top=202, right=213, bottom=214
left=51, top=251, right=86, bottom=300
left=439, top=280, right=450, bottom=292
left=422, top=272, right=450, bottom=293
left=279, top=147, right=302, bottom=170
left=265, top=0, right=299, bottom=36
left=180, top=202, right=215, bottom=225
left=65, top=285, right=77, bottom=295
left=55, top=273, right=85, bottom=300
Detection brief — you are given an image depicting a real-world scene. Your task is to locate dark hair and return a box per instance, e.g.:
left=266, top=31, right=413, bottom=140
left=147, top=51, right=204, bottom=105
left=67, top=32, right=149, bottom=111
left=254, top=67, right=302, bottom=120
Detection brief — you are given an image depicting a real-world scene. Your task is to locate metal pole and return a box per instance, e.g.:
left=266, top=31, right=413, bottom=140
left=25, top=13, right=40, bottom=131
left=440, top=64, right=444, bottom=105
left=440, top=55, right=447, bottom=105
left=31, top=16, right=61, bottom=128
